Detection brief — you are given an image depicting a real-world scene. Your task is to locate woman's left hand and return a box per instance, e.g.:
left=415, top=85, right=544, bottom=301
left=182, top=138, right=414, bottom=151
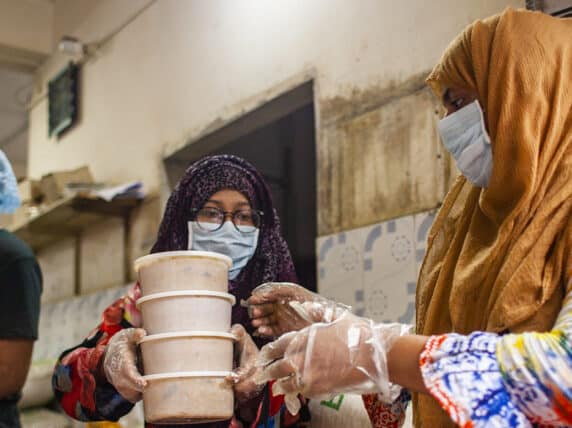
left=254, top=312, right=412, bottom=414
left=227, top=324, right=264, bottom=403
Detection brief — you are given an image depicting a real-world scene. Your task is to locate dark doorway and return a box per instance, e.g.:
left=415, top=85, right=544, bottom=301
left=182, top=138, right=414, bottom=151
left=164, top=82, right=317, bottom=291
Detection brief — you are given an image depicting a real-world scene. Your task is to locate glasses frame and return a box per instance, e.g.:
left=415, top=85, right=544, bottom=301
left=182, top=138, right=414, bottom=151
left=191, top=207, right=264, bottom=233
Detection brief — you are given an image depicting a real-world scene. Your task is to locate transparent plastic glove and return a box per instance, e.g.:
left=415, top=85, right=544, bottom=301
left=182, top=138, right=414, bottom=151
left=226, top=324, right=264, bottom=404
left=103, top=328, right=147, bottom=403
left=247, top=282, right=351, bottom=337
left=255, top=312, right=411, bottom=414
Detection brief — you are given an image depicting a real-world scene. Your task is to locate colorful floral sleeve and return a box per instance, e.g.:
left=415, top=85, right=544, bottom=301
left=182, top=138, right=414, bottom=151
left=52, top=283, right=142, bottom=421
left=420, top=284, right=572, bottom=427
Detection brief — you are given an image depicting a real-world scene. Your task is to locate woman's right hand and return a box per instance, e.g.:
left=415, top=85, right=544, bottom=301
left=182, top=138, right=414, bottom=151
left=103, top=328, right=147, bottom=403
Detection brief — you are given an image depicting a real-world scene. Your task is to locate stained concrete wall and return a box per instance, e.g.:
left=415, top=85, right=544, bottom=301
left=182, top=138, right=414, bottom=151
left=27, top=0, right=524, bottom=236
left=318, top=82, right=454, bottom=235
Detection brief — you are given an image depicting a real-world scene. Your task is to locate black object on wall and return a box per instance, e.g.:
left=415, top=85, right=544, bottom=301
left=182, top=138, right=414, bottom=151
left=48, top=62, right=79, bottom=138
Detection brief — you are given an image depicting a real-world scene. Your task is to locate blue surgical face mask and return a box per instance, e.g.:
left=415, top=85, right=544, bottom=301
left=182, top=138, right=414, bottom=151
left=438, top=100, right=493, bottom=188
left=188, top=220, right=259, bottom=280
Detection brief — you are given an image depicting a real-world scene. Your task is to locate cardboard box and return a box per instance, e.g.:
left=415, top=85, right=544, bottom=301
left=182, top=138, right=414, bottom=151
left=37, top=238, right=76, bottom=304
left=40, top=166, right=93, bottom=204
left=18, top=179, right=43, bottom=204
left=79, top=218, right=125, bottom=294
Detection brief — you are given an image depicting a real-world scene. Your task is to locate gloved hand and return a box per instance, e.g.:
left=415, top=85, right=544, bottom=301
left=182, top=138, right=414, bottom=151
left=255, top=312, right=411, bottom=414
left=247, top=282, right=351, bottom=337
left=226, top=324, right=264, bottom=404
left=103, top=328, right=147, bottom=403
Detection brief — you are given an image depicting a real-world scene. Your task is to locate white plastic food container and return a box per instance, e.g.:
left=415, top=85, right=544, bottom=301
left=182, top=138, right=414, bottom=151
left=142, top=371, right=234, bottom=424
left=137, top=290, right=236, bottom=335
left=139, top=331, right=235, bottom=375
left=134, top=251, right=232, bottom=295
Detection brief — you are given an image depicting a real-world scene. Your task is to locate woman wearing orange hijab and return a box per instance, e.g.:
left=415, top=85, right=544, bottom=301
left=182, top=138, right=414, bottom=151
left=247, top=8, right=572, bottom=428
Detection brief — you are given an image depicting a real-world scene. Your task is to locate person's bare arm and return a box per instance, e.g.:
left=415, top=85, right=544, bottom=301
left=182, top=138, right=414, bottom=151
left=0, top=338, right=33, bottom=398
left=387, top=334, right=429, bottom=394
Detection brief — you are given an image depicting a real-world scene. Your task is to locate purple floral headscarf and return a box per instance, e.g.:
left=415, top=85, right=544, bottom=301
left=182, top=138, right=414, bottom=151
left=151, top=155, right=298, bottom=341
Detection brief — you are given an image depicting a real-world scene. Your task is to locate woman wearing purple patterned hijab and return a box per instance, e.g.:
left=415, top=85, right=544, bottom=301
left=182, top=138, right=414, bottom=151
left=52, top=154, right=309, bottom=428
left=152, top=154, right=298, bottom=342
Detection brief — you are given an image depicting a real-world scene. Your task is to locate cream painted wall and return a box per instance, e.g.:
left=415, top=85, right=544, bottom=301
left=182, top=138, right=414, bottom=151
left=28, top=0, right=523, bottom=195
left=0, top=0, right=53, bottom=55
left=52, top=0, right=151, bottom=51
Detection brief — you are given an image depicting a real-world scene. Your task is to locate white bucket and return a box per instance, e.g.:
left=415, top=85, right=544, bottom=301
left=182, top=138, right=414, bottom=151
left=142, top=371, right=234, bottom=424
left=135, top=251, right=232, bottom=295
left=139, top=331, right=235, bottom=375
left=137, top=291, right=236, bottom=335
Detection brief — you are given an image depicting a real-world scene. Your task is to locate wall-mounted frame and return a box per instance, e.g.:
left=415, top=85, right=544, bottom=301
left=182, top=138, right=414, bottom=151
left=48, top=62, right=79, bottom=138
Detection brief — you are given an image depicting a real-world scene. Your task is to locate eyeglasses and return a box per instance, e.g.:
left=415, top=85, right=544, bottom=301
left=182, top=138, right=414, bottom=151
left=191, top=207, right=263, bottom=233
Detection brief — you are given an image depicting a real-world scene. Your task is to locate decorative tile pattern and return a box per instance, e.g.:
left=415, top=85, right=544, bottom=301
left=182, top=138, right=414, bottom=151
left=317, top=210, right=435, bottom=324
left=317, top=230, right=366, bottom=311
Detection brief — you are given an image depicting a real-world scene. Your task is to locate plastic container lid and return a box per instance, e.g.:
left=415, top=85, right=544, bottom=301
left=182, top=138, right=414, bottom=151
left=134, top=251, right=232, bottom=273
left=138, top=331, right=236, bottom=345
left=142, top=371, right=233, bottom=381
left=136, top=290, right=236, bottom=307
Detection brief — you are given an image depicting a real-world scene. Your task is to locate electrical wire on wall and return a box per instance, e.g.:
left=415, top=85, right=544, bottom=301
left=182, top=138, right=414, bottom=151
left=26, top=0, right=158, bottom=111
left=0, top=71, right=33, bottom=152
left=0, top=122, right=27, bottom=150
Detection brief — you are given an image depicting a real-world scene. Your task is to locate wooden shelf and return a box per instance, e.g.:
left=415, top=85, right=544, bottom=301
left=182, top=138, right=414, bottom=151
left=10, top=195, right=142, bottom=251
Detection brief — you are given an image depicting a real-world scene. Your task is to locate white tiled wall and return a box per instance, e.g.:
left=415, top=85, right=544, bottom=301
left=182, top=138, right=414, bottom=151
left=317, top=210, right=435, bottom=427
left=317, top=210, right=435, bottom=324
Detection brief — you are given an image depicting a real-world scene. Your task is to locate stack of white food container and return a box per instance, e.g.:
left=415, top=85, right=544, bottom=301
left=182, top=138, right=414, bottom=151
left=134, top=250, right=235, bottom=425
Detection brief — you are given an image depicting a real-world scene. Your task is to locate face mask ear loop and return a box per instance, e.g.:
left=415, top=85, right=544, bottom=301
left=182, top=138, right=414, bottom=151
left=187, top=222, right=194, bottom=250
left=476, top=100, right=491, bottom=146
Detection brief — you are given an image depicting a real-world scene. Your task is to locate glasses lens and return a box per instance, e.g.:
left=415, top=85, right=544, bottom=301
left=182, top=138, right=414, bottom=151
left=196, top=207, right=223, bottom=231
left=233, top=210, right=261, bottom=233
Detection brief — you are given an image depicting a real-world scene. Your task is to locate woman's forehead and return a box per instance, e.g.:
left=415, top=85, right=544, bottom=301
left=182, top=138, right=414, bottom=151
left=206, top=189, right=251, bottom=206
